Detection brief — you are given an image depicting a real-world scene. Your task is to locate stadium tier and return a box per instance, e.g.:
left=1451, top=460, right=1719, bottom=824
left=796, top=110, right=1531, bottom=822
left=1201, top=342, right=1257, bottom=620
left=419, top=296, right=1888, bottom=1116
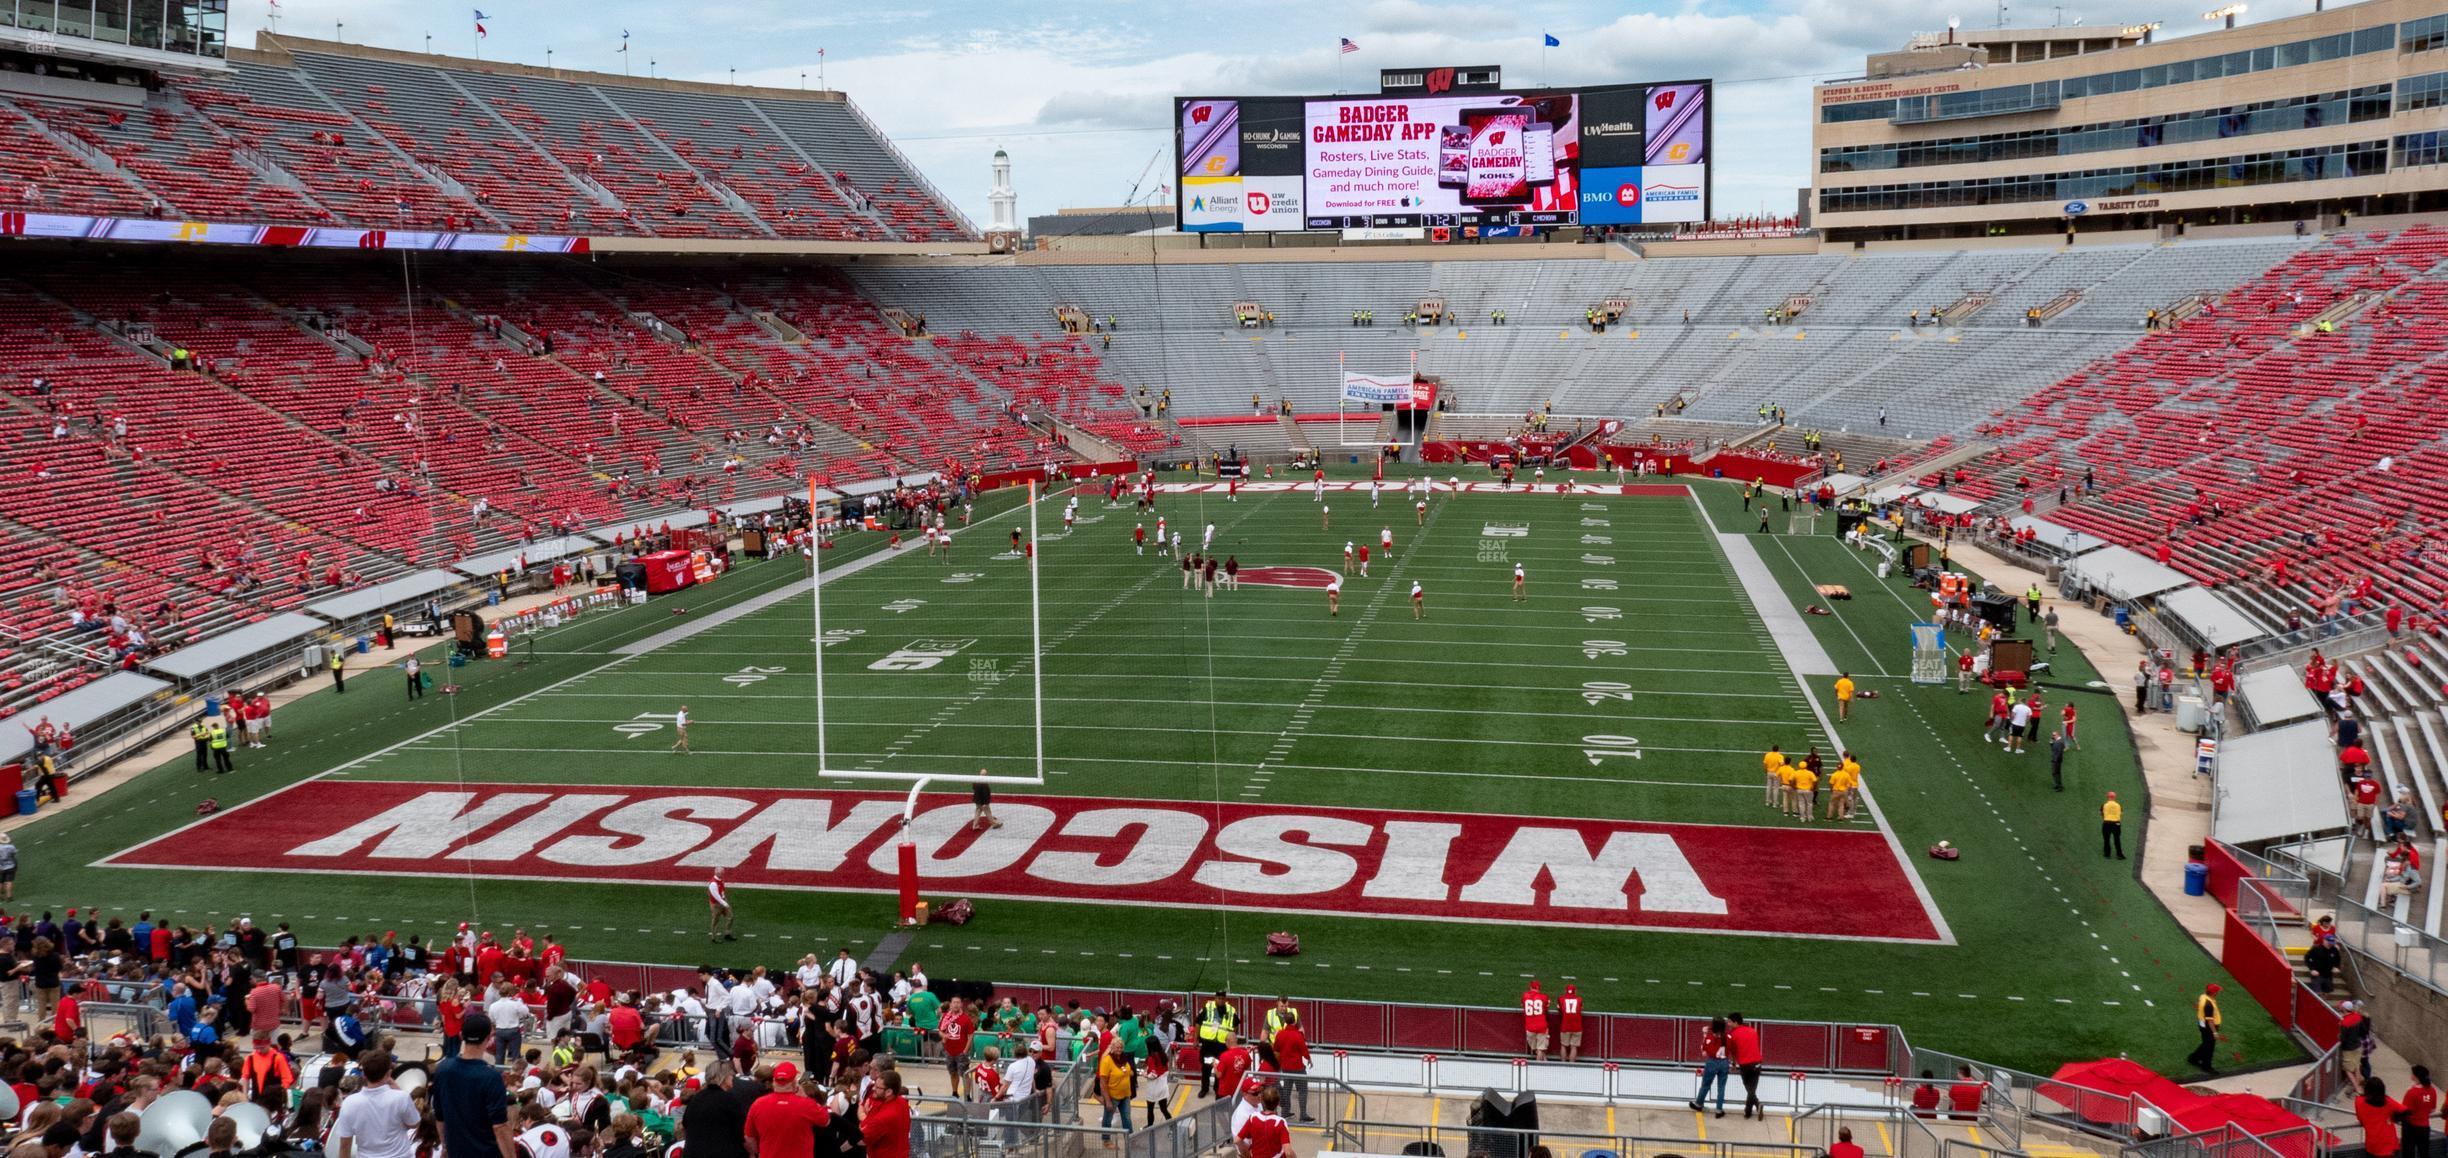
left=0, top=36, right=971, bottom=243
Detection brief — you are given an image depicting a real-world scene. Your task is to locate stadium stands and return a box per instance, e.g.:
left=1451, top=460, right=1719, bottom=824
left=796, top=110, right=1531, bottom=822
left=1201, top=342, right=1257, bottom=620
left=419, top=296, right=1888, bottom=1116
left=843, top=240, right=2314, bottom=436
left=0, top=37, right=971, bottom=243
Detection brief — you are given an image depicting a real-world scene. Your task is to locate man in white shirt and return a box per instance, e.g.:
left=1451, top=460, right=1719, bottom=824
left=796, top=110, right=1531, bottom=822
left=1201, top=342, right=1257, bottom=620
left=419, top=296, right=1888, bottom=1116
left=826, top=948, right=859, bottom=989
left=331, top=1050, right=420, bottom=1158
left=484, top=987, right=530, bottom=1063
left=2007, top=697, right=2034, bottom=755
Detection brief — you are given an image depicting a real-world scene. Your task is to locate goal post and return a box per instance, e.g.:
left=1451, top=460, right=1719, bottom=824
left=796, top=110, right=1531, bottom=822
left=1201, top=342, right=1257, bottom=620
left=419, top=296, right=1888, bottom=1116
left=807, top=476, right=1051, bottom=925
left=807, top=476, right=1049, bottom=787
left=1787, top=511, right=1820, bottom=536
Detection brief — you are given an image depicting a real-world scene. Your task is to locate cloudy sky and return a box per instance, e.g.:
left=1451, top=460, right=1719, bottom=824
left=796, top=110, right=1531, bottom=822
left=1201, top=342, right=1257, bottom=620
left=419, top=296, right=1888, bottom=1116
left=250, top=0, right=2282, bottom=227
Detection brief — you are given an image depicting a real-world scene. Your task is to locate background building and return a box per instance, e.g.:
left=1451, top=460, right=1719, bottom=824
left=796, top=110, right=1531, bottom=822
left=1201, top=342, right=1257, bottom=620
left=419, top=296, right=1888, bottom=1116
left=1812, top=0, right=2448, bottom=241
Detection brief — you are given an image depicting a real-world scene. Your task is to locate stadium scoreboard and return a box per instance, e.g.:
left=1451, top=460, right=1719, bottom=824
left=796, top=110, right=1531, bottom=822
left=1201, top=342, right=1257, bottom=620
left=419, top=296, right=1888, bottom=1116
left=1176, top=68, right=1710, bottom=234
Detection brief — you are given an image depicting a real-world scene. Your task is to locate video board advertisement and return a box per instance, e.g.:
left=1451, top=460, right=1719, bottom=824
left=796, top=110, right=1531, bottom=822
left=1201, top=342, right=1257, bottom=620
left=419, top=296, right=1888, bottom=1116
left=1175, top=81, right=1707, bottom=233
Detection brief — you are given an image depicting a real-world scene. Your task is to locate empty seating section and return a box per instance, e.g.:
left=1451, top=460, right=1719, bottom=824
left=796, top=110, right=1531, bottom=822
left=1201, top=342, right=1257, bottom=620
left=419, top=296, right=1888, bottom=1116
left=594, top=87, right=863, bottom=241
left=1954, top=228, right=2448, bottom=622
left=0, top=100, right=158, bottom=219
left=7, top=92, right=326, bottom=225
left=844, top=242, right=2316, bottom=438
left=174, top=70, right=477, bottom=229
left=449, top=71, right=760, bottom=238
left=748, top=98, right=966, bottom=241
left=0, top=47, right=966, bottom=241
left=285, top=51, right=606, bottom=234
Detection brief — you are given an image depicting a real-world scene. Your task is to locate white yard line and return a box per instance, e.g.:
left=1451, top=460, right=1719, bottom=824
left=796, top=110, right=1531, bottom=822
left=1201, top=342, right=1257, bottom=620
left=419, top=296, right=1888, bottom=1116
left=1688, top=490, right=1959, bottom=947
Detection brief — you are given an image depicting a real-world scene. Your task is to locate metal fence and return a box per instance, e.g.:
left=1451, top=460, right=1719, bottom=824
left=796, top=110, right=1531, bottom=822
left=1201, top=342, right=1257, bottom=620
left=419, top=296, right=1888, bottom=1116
left=1795, top=1104, right=1942, bottom=1158
left=2329, top=896, right=2448, bottom=996
left=1334, top=1118, right=1822, bottom=1158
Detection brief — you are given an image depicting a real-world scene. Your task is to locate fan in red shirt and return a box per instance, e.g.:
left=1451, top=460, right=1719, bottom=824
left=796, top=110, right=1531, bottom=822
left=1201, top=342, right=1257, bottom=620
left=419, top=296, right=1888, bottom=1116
left=2354, top=1078, right=2404, bottom=1158
left=1728, top=1013, right=1765, bottom=1119
left=939, top=998, right=979, bottom=1097
left=1556, top=983, right=1586, bottom=1063
left=1213, top=1035, right=1254, bottom=1103
left=1830, top=1128, right=1865, bottom=1158
left=744, top=1062, right=833, bottom=1158
left=1233, top=1088, right=1295, bottom=1158
left=1273, top=1015, right=1313, bottom=1123
left=1520, top=981, right=1551, bottom=1061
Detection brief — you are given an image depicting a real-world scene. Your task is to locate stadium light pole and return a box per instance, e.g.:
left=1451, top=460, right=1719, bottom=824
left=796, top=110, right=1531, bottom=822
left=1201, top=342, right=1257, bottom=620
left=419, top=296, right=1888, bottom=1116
left=424, top=33, right=432, bottom=54
left=334, top=20, right=342, bottom=40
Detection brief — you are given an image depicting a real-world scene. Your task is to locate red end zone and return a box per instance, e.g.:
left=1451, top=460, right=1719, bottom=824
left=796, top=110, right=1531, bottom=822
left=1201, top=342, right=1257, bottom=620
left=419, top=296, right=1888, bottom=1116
left=105, top=781, right=1943, bottom=943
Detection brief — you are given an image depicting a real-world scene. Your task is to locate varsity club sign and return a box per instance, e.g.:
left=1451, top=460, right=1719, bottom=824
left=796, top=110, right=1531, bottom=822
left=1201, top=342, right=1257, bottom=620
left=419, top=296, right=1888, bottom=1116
left=105, top=782, right=1944, bottom=942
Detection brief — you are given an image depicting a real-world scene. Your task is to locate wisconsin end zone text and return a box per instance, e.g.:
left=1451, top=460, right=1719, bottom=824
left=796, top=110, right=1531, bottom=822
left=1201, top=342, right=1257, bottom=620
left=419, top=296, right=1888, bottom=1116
left=106, top=782, right=1943, bottom=942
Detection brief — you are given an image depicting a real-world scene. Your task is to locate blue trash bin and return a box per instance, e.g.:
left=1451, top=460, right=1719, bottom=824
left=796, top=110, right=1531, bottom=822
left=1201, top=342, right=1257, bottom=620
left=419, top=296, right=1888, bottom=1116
left=14, top=789, right=35, bottom=816
left=356, top=635, right=372, bottom=654
left=2113, top=604, right=2131, bottom=630
left=2183, top=861, right=2209, bottom=897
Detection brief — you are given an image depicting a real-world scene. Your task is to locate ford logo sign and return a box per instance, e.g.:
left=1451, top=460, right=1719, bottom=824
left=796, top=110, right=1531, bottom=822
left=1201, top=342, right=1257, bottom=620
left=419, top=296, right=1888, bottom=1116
left=2063, top=200, right=2089, bottom=216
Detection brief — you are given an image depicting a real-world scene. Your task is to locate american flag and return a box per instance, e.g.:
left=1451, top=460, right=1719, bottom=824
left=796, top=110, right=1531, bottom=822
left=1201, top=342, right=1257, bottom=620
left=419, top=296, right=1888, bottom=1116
left=1339, top=37, right=1358, bottom=53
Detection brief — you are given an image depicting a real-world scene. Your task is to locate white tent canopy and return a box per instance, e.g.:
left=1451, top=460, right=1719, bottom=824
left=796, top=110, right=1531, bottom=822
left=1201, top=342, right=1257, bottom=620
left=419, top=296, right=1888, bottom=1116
left=2211, top=721, right=2350, bottom=844
left=2008, top=515, right=2110, bottom=557
left=2070, top=546, right=2191, bottom=602
left=2158, top=587, right=2268, bottom=650
left=2237, top=666, right=2324, bottom=728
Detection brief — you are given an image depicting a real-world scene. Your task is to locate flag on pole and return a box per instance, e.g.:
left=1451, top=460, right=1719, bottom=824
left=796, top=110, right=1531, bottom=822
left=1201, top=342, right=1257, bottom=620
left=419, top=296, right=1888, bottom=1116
left=1543, top=33, right=1560, bottom=46
left=473, top=8, right=489, bottom=37
left=619, top=28, right=629, bottom=51
left=1339, top=37, right=1359, bottom=53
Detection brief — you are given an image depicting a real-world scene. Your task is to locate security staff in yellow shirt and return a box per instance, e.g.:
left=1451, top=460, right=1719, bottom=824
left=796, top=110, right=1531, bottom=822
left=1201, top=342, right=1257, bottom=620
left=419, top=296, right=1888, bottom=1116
left=1834, top=673, right=1857, bottom=721
left=1762, top=746, right=1785, bottom=809
left=1829, top=755, right=1862, bottom=821
left=2185, top=983, right=2225, bottom=1073
left=1788, top=762, right=1818, bottom=823
left=191, top=718, right=212, bottom=773
left=205, top=718, right=234, bottom=774
left=2102, top=791, right=2125, bottom=859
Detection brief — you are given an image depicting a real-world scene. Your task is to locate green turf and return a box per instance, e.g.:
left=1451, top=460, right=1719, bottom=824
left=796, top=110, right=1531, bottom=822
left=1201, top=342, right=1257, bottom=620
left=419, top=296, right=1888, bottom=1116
left=14, top=470, right=2296, bottom=1077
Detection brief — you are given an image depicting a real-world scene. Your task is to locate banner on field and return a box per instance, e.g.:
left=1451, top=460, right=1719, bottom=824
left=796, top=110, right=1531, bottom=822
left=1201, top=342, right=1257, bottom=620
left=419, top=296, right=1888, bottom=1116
left=1342, top=371, right=1415, bottom=406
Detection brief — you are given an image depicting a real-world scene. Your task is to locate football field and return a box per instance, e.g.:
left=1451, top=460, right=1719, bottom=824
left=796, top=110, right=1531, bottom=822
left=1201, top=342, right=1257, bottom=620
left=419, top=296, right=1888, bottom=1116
left=33, top=473, right=2295, bottom=1075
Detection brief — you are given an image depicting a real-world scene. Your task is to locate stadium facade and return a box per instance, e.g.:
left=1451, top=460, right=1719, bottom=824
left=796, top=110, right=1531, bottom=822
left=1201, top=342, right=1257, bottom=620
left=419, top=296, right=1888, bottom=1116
left=1812, top=0, right=2448, bottom=241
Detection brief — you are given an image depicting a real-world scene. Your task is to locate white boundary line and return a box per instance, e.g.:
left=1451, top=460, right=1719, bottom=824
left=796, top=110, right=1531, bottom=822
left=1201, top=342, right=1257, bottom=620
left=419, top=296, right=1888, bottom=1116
left=1687, top=489, right=1960, bottom=948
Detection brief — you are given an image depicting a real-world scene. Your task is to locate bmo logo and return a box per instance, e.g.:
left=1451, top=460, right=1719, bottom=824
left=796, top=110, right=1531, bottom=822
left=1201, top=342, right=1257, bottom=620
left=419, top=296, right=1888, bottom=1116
left=1578, top=167, right=1646, bottom=224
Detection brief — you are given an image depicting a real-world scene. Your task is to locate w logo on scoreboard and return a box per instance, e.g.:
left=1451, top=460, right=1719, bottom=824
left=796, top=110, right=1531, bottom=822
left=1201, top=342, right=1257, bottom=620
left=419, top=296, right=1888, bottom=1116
left=1425, top=68, right=1454, bottom=95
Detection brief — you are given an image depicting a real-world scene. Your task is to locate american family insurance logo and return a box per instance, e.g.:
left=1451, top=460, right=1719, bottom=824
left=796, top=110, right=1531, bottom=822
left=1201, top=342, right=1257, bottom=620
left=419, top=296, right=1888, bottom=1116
left=104, top=782, right=1944, bottom=941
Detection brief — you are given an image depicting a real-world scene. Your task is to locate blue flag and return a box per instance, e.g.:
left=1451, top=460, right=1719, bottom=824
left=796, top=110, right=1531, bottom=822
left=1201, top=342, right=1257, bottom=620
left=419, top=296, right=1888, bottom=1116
left=1543, top=33, right=1561, bottom=46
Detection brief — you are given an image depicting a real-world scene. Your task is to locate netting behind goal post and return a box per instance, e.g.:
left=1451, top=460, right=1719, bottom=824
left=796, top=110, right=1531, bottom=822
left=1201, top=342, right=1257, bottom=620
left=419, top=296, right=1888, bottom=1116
left=1787, top=511, right=1820, bottom=535
left=1910, top=623, right=1946, bottom=684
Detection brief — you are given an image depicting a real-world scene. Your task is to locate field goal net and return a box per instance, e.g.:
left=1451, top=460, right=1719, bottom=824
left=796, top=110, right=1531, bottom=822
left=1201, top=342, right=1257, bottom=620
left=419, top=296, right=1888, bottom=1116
left=1909, top=622, right=1947, bottom=684
left=1787, top=511, right=1820, bottom=536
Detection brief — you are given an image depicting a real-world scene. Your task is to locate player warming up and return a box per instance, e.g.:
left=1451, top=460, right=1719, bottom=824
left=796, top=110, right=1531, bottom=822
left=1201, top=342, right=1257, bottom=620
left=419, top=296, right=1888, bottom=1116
left=707, top=868, right=736, bottom=941
left=1381, top=525, right=1394, bottom=558
left=1411, top=581, right=1426, bottom=619
left=1343, top=541, right=1355, bottom=575
left=1326, top=574, right=1343, bottom=617
left=1357, top=543, right=1370, bottom=577
left=1064, top=496, right=1078, bottom=531
left=671, top=704, right=692, bottom=754
left=1135, top=523, right=1146, bottom=555
left=1512, top=564, right=1527, bottom=602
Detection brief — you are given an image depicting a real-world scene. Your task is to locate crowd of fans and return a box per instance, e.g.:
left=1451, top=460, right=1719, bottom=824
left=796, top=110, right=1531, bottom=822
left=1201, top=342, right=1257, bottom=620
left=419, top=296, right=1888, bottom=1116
left=0, top=907, right=1359, bottom=1158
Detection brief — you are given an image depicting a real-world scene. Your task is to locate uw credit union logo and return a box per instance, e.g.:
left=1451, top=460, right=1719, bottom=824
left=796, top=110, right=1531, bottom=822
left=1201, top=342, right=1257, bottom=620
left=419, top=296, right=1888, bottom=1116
left=1246, top=191, right=1271, bottom=215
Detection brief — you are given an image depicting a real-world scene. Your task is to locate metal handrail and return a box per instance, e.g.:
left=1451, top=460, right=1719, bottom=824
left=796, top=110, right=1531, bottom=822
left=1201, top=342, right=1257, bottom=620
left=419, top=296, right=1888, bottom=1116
left=1338, top=1117, right=1822, bottom=1158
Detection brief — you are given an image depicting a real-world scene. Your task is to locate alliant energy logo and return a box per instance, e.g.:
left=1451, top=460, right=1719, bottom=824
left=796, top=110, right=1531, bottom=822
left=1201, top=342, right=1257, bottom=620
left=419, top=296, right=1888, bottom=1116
left=103, top=781, right=1944, bottom=941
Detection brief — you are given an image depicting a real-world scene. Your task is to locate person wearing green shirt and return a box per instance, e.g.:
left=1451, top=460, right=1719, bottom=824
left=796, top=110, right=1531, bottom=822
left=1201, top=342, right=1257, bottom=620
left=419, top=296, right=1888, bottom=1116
left=1115, top=1009, right=1149, bottom=1060
left=907, top=987, right=943, bottom=1037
